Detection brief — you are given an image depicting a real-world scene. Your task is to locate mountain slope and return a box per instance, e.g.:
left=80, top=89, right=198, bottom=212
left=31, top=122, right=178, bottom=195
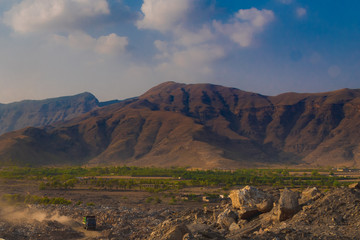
left=1, top=82, right=360, bottom=168
left=0, top=92, right=120, bottom=135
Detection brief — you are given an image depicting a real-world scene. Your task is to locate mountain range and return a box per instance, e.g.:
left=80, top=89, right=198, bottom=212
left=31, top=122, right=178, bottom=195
left=1, top=82, right=360, bottom=168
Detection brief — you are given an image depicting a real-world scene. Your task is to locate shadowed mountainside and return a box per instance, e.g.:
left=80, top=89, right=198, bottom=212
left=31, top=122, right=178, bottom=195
left=0, top=92, right=120, bottom=135
left=1, top=82, right=360, bottom=168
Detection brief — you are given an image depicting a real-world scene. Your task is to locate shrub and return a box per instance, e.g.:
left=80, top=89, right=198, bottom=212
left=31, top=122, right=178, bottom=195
left=169, top=196, right=177, bottom=205
left=155, top=197, right=162, bottom=203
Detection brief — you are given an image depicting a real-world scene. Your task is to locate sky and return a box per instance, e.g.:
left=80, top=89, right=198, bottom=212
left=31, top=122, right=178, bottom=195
left=0, top=0, right=359, bottom=103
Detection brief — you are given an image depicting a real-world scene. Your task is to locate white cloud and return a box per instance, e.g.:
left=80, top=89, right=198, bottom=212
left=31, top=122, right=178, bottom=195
left=296, top=7, right=307, bottom=18
left=236, top=8, right=275, bottom=27
left=155, top=33, right=225, bottom=68
left=3, top=0, right=128, bottom=56
left=136, top=0, right=192, bottom=32
left=154, top=40, right=170, bottom=59
left=53, top=32, right=93, bottom=50
left=95, top=33, right=128, bottom=55
left=214, top=8, right=274, bottom=47
left=213, top=21, right=251, bottom=47
left=137, top=0, right=275, bottom=78
left=174, top=26, right=214, bottom=47
left=152, top=26, right=224, bottom=78
left=3, top=0, right=109, bottom=33
left=136, top=0, right=225, bottom=80
left=53, top=32, right=128, bottom=55
left=146, top=6, right=274, bottom=83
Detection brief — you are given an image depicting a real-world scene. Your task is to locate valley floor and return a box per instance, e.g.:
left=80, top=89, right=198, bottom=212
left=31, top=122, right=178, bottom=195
left=1, top=179, right=360, bottom=239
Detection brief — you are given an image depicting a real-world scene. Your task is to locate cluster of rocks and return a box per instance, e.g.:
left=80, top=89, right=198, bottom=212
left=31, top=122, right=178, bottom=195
left=148, top=186, right=308, bottom=239
left=149, top=185, right=360, bottom=240
left=2, top=185, right=360, bottom=239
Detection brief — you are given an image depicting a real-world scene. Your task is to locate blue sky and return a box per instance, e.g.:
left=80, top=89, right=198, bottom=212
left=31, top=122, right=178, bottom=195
left=0, top=0, right=359, bottom=103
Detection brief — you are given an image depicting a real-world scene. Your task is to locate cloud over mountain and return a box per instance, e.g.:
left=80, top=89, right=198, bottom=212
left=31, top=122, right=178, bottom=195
left=0, top=0, right=358, bottom=106
left=135, top=1, right=275, bottom=83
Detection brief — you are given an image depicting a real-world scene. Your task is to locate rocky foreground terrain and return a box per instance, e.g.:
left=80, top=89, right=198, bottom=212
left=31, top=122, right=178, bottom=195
left=1, top=185, right=360, bottom=240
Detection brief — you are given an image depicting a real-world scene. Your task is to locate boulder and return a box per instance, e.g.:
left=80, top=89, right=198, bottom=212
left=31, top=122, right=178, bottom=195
left=217, top=209, right=238, bottom=229
left=229, top=222, right=241, bottom=232
left=300, top=187, right=322, bottom=204
left=162, top=224, right=190, bottom=240
left=186, top=223, right=209, bottom=234
left=278, top=188, right=300, bottom=221
left=348, top=182, right=360, bottom=189
left=229, top=186, right=273, bottom=220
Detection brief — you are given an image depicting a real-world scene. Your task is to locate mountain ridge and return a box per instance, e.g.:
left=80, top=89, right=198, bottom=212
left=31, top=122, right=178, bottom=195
left=0, top=92, right=120, bottom=135
left=0, top=82, right=360, bottom=168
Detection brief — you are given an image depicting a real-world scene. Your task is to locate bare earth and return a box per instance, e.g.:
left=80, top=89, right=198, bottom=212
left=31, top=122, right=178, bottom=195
left=1, top=179, right=360, bottom=239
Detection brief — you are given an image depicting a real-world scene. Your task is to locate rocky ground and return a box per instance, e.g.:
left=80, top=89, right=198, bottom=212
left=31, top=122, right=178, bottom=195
left=1, top=185, right=360, bottom=239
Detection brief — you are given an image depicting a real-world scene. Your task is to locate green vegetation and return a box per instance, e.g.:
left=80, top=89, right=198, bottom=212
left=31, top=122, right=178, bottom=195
left=0, top=166, right=185, bottom=179
left=155, top=196, right=162, bottom=203
left=0, top=166, right=356, bottom=190
left=169, top=196, right=177, bottom=205
left=1, top=194, right=72, bottom=205
left=145, top=196, right=162, bottom=204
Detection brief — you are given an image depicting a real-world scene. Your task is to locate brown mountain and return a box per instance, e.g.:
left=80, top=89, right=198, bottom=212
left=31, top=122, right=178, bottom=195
left=0, top=92, right=120, bottom=135
left=0, top=82, right=360, bottom=168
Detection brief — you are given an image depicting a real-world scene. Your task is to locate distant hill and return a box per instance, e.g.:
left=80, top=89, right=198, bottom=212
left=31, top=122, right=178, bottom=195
left=0, top=82, right=360, bottom=168
left=0, top=92, right=120, bottom=135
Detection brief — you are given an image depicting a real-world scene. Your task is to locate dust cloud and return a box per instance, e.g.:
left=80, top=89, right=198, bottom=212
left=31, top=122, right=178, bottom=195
left=0, top=201, right=102, bottom=239
left=0, top=201, right=72, bottom=224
